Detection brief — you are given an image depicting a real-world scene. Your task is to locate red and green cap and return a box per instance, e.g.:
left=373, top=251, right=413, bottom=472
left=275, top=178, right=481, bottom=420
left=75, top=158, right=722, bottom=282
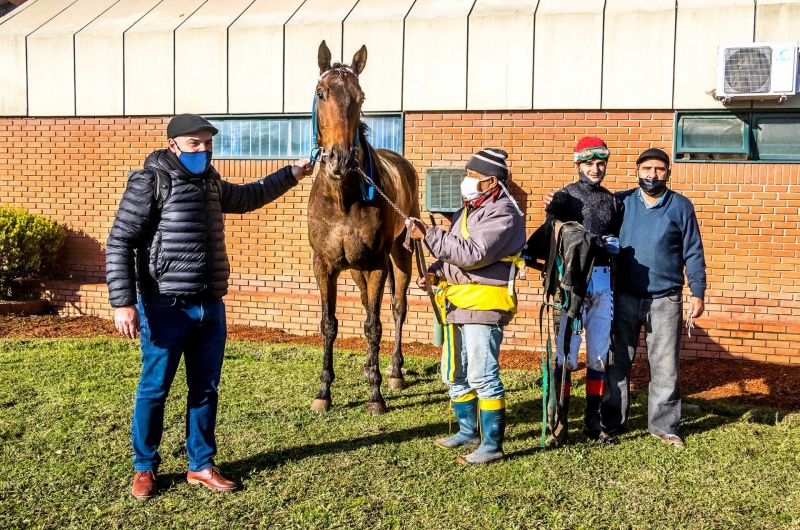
left=574, top=136, right=610, bottom=163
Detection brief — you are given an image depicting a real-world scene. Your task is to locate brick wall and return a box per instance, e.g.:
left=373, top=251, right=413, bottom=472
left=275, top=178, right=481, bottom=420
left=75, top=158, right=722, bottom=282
left=1, top=114, right=798, bottom=363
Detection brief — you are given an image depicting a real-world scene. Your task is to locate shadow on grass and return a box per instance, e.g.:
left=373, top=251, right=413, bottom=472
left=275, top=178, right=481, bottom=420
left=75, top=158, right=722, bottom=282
left=227, top=421, right=451, bottom=483
left=508, top=388, right=767, bottom=449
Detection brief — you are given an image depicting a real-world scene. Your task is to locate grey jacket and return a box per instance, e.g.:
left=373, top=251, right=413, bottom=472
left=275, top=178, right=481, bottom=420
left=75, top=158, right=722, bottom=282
left=424, top=192, right=527, bottom=325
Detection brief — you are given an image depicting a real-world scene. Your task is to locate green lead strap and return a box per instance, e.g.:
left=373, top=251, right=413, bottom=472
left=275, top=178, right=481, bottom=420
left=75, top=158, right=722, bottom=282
left=540, top=308, right=554, bottom=448
left=540, top=339, right=550, bottom=448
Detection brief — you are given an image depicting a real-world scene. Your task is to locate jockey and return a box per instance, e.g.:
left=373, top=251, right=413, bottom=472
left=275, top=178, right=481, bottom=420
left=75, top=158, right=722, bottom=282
left=540, top=136, right=624, bottom=446
left=408, top=148, right=526, bottom=464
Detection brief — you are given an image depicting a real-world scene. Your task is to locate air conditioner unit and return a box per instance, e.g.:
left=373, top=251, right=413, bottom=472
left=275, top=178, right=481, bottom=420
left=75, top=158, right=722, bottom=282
left=716, top=41, right=799, bottom=104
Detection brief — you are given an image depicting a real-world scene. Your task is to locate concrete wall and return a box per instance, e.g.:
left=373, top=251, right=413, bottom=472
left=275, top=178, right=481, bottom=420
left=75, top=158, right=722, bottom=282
left=0, top=0, right=76, bottom=116
left=674, top=0, right=755, bottom=109
left=602, top=0, right=675, bottom=109
left=75, top=0, right=161, bottom=116
left=124, top=0, right=207, bottom=116
left=534, top=0, right=604, bottom=109
left=26, top=0, right=120, bottom=117
left=174, top=0, right=256, bottom=115
left=343, top=0, right=416, bottom=112
left=403, top=0, right=475, bottom=111
left=283, top=0, right=358, bottom=113
left=1, top=0, right=799, bottom=114
left=228, top=0, right=305, bottom=114
left=468, top=0, right=538, bottom=111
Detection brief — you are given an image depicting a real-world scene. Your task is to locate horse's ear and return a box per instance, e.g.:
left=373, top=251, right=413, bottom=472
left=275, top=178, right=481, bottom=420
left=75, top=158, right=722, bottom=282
left=318, top=40, right=332, bottom=74
left=351, top=45, right=367, bottom=76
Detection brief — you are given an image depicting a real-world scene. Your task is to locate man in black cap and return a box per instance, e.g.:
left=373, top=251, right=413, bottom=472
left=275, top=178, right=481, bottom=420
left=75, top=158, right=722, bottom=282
left=600, top=148, right=706, bottom=448
left=106, top=114, right=313, bottom=499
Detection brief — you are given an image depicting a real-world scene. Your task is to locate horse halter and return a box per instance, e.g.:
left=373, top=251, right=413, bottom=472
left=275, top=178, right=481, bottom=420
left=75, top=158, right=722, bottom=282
left=310, top=65, right=360, bottom=167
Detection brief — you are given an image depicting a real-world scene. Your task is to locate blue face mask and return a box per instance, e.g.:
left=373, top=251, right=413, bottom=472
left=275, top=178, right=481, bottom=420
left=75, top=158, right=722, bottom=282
left=176, top=148, right=212, bottom=175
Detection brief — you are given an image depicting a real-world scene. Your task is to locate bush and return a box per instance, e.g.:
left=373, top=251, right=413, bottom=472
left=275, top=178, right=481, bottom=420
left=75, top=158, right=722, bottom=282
left=0, top=206, right=66, bottom=298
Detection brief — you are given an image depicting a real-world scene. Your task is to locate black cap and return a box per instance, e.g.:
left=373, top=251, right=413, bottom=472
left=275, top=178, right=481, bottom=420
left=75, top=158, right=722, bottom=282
left=166, top=114, right=218, bottom=139
left=636, top=148, right=670, bottom=166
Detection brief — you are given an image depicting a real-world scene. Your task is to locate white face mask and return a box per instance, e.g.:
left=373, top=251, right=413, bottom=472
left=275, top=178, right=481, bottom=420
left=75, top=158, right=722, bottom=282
left=461, top=177, right=490, bottom=201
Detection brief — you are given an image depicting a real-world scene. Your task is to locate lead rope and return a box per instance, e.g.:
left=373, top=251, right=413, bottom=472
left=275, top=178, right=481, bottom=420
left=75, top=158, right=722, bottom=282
left=686, top=310, right=694, bottom=338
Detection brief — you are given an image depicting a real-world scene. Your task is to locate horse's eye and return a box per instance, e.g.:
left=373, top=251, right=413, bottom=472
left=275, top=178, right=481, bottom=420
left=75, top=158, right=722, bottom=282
left=317, top=90, right=324, bottom=100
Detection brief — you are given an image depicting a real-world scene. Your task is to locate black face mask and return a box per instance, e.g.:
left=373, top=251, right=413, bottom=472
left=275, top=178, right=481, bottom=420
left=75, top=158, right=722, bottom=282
left=638, top=177, right=668, bottom=197
left=579, top=171, right=604, bottom=187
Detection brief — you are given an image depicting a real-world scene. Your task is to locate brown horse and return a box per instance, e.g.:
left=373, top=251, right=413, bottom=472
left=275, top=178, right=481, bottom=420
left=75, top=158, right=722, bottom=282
left=307, top=41, right=420, bottom=415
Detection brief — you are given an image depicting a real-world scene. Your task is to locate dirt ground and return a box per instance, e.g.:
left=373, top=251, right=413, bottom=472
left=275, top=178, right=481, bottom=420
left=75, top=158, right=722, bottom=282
left=1, top=315, right=797, bottom=410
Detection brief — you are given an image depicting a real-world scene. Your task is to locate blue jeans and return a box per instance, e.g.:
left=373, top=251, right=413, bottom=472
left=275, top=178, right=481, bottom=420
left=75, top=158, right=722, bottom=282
left=132, top=294, right=227, bottom=473
left=441, top=323, right=505, bottom=400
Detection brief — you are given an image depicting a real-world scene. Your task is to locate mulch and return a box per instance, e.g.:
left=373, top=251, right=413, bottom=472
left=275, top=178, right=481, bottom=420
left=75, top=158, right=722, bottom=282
left=1, top=315, right=798, bottom=411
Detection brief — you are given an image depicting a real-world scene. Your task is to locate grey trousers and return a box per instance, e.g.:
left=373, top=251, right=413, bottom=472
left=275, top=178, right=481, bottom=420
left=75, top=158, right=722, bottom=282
left=601, top=291, right=683, bottom=436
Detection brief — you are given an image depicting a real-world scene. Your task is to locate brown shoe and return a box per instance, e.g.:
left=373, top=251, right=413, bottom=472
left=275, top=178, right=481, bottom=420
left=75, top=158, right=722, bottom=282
left=131, top=471, right=157, bottom=500
left=652, top=433, right=685, bottom=449
left=186, top=466, right=237, bottom=492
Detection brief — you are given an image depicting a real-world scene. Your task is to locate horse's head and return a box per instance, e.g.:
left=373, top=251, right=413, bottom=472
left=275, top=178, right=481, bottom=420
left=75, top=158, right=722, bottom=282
left=315, top=40, right=367, bottom=179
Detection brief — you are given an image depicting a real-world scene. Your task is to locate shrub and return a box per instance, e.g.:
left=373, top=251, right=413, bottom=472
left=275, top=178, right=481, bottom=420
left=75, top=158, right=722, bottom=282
left=0, top=206, right=66, bottom=299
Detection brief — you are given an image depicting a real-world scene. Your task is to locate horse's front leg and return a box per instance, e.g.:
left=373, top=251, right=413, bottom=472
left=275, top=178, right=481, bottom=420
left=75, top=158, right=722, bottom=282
left=311, top=256, right=340, bottom=413
left=362, top=266, right=389, bottom=414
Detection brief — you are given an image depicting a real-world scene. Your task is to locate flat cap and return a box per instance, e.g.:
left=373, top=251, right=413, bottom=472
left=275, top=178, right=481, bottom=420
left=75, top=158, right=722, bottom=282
left=166, top=114, right=218, bottom=139
left=636, top=148, right=670, bottom=166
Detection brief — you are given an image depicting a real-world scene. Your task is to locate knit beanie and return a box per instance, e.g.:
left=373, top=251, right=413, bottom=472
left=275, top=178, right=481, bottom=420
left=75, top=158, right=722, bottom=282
left=574, top=137, right=610, bottom=164
left=465, top=148, right=509, bottom=181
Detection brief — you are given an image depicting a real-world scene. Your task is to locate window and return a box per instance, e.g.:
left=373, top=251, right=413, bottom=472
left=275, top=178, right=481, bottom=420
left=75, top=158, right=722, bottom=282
left=425, top=168, right=466, bottom=213
left=752, top=114, right=800, bottom=161
left=674, top=111, right=800, bottom=162
left=207, top=115, right=403, bottom=159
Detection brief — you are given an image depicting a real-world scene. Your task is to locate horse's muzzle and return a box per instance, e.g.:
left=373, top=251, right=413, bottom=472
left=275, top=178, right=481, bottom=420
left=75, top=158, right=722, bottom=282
left=326, top=145, right=356, bottom=179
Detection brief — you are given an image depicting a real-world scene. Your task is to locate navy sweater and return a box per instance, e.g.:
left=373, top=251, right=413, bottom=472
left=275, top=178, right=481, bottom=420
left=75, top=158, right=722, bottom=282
left=615, top=189, right=707, bottom=299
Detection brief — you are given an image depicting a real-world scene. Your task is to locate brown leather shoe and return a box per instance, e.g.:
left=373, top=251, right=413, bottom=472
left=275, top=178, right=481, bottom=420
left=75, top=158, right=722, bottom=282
left=653, top=433, right=685, bottom=449
left=186, top=466, right=237, bottom=492
left=131, top=471, right=157, bottom=500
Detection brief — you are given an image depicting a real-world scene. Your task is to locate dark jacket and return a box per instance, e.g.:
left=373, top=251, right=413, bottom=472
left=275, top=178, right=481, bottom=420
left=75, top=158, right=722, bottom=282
left=523, top=176, right=623, bottom=270
left=555, top=222, right=597, bottom=318
left=544, top=176, right=623, bottom=266
left=106, top=149, right=297, bottom=308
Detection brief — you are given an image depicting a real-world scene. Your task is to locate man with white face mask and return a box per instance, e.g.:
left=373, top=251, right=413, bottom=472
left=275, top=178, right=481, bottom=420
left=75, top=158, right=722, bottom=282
left=409, top=148, right=526, bottom=465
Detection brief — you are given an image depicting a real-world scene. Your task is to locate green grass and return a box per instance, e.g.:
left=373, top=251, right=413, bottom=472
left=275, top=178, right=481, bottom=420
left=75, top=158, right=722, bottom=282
left=1, top=338, right=799, bottom=529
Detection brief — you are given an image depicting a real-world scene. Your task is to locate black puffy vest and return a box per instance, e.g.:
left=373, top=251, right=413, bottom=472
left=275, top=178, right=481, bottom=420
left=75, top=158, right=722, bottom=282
left=106, top=149, right=296, bottom=307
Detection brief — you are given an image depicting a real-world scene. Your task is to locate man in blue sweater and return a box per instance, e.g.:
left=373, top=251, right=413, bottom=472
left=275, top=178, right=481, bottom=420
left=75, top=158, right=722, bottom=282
left=601, top=148, right=706, bottom=448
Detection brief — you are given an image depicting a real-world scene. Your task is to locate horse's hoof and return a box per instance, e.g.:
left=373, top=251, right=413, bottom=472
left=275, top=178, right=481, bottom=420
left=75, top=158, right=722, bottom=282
left=366, top=402, right=388, bottom=415
left=310, top=399, right=331, bottom=414
left=388, top=377, right=406, bottom=391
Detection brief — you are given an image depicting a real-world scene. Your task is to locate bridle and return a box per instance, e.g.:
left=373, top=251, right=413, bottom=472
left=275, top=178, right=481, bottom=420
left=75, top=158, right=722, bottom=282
left=310, top=65, right=361, bottom=168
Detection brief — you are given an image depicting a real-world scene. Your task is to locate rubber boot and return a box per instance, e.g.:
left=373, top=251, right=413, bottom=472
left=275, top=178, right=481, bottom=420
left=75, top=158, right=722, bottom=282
left=547, top=367, right=571, bottom=447
left=435, top=391, right=479, bottom=449
left=457, top=398, right=506, bottom=465
left=583, top=369, right=604, bottom=440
